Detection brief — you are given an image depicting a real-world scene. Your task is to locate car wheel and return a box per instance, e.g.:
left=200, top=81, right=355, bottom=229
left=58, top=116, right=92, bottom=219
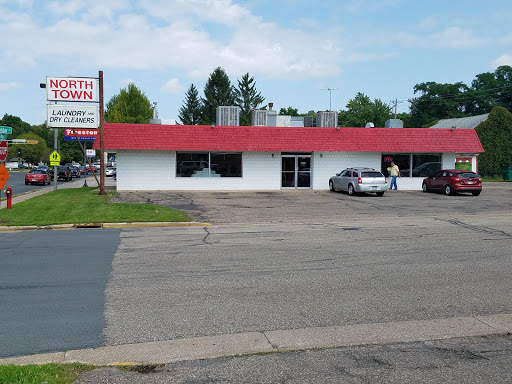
left=348, top=184, right=355, bottom=196
left=376, top=192, right=384, bottom=196
left=329, top=180, right=335, bottom=192
left=25, top=181, right=29, bottom=185
left=472, top=191, right=481, bottom=196
left=422, top=182, right=429, bottom=192
left=444, top=185, right=453, bottom=196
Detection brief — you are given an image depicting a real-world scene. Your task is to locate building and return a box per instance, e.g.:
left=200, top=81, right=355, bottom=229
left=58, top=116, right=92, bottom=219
left=95, top=123, right=484, bottom=191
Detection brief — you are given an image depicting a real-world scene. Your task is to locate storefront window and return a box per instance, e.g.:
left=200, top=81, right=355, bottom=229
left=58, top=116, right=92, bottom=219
left=381, top=154, right=411, bottom=177
left=412, top=154, right=441, bottom=177
left=177, top=152, right=242, bottom=177
left=381, top=154, right=442, bottom=177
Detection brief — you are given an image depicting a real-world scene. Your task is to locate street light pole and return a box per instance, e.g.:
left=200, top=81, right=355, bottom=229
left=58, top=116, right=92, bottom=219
left=320, top=88, right=338, bottom=111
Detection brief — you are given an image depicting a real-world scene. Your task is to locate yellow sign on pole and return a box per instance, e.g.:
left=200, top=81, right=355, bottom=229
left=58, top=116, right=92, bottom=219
left=49, top=150, right=61, bottom=166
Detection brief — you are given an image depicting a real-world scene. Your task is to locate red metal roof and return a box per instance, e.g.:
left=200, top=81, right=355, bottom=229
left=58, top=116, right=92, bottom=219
left=94, top=123, right=484, bottom=153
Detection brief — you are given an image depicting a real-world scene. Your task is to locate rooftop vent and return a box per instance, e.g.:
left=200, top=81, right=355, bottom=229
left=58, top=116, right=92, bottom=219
left=317, top=111, right=338, bottom=127
left=216, top=106, right=240, bottom=126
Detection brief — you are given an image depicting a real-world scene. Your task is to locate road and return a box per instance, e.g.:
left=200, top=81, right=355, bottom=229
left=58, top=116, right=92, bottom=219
left=1, top=183, right=511, bottom=382
left=2, top=169, right=87, bottom=195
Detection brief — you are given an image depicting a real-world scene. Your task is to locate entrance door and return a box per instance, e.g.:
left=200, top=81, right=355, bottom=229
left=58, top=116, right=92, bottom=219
left=281, top=156, right=311, bottom=188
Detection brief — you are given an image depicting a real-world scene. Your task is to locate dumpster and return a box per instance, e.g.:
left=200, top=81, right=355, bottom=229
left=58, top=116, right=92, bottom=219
left=501, top=166, right=512, bottom=181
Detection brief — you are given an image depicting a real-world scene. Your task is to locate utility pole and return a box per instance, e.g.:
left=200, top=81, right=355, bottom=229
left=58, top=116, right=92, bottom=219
left=390, top=98, right=405, bottom=119
left=320, top=88, right=338, bottom=111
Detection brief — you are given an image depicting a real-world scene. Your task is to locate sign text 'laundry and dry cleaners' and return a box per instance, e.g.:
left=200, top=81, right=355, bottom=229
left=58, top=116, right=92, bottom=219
left=47, top=104, right=98, bottom=129
left=46, top=76, right=98, bottom=102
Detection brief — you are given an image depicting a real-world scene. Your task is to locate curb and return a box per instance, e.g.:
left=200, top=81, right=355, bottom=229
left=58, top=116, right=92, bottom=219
left=0, top=222, right=210, bottom=232
left=1, top=313, right=511, bottom=366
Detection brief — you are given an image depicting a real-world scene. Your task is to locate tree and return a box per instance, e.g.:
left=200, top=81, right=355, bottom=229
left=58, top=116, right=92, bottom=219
left=0, top=114, right=31, bottom=138
left=178, top=84, right=202, bottom=125
left=201, top=67, right=234, bottom=125
left=339, top=92, right=392, bottom=127
left=105, top=83, right=153, bottom=124
left=475, top=106, right=512, bottom=177
left=233, top=73, right=265, bottom=126
left=408, top=82, right=469, bottom=127
left=16, top=132, right=47, bottom=165
left=470, top=65, right=512, bottom=114
left=279, top=107, right=299, bottom=116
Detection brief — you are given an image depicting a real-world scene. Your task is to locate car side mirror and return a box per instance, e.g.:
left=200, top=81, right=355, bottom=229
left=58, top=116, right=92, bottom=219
left=336, top=173, right=340, bottom=176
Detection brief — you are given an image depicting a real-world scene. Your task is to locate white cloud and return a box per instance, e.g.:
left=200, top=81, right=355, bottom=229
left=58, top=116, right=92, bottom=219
left=119, top=79, right=135, bottom=88
left=0, top=82, right=19, bottom=92
left=492, top=54, right=512, bottom=68
left=161, top=78, right=184, bottom=94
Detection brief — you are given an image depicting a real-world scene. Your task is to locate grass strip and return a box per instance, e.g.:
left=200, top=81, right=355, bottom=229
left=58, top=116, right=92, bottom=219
left=0, top=363, right=94, bottom=384
left=0, top=188, right=190, bottom=226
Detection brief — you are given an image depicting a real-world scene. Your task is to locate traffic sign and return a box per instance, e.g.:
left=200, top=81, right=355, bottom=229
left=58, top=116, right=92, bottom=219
left=0, top=140, right=7, bottom=162
left=0, top=163, right=9, bottom=191
left=0, top=126, right=12, bottom=134
left=0, top=134, right=6, bottom=141
left=49, top=150, right=61, bottom=166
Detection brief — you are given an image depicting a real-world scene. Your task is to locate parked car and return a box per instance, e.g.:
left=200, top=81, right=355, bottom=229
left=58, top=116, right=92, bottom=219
left=25, top=169, right=52, bottom=185
left=422, top=169, right=482, bottom=196
left=329, top=167, right=387, bottom=196
left=105, top=167, right=116, bottom=177
left=87, top=164, right=97, bottom=172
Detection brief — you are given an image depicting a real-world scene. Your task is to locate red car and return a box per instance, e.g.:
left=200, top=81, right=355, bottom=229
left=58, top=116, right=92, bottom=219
left=25, top=169, right=52, bottom=185
left=422, top=169, right=482, bottom=196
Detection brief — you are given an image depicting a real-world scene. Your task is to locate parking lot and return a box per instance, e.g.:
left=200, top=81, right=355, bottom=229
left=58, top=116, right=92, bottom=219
left=112, top=182, right=512, bottom=224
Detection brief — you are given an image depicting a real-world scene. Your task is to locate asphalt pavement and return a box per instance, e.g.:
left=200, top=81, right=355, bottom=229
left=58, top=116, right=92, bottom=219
left=0, top=181, right=511, bottom=384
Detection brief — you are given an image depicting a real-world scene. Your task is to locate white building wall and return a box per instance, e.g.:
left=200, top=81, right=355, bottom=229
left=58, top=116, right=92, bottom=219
left=311, top=152, right=382, bottom=190
left=116, top=150, right=467, bottom=191
left=116, top=150, right=281, bottom=191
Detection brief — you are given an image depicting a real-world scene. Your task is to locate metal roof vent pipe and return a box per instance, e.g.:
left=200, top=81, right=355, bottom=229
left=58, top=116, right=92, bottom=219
left=150, top=102, right=162, bottom=124
left=365, top=122, right=375, bottom=128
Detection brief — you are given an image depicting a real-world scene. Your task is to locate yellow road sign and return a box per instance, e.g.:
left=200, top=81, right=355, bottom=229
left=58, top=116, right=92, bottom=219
left=49, top=150, right=61, bottom=166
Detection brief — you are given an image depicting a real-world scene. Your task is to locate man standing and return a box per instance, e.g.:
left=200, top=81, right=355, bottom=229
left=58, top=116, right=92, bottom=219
left=388, top=161, right=400, bottom=190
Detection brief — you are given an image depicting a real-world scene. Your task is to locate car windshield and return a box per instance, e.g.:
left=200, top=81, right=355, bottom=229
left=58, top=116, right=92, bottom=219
left=361, top=172, right=383, bottom=178
left=458, top=172, right=478, bottom=178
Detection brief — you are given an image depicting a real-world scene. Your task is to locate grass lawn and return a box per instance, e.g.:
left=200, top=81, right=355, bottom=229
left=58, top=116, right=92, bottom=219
left=0, top=188, right=190, bottom=226
left=0, top=363, right=94, bottom=384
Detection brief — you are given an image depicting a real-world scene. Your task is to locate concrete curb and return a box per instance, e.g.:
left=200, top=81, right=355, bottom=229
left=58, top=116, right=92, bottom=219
left=2, top=313, right=510, bottom=366
left=0, top=222, right=210, bottom=232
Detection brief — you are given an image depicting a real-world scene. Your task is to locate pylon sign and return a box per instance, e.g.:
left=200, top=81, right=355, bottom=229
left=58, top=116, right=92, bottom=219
left=46, top=77, right=98, bottom=102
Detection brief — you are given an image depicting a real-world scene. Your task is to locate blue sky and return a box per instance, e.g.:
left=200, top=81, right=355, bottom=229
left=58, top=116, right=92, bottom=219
left=1, top=0, right=511, bottom=126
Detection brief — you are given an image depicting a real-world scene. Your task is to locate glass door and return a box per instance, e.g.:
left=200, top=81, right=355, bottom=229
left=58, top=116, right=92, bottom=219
left=281, top=156, right=311, bottom=188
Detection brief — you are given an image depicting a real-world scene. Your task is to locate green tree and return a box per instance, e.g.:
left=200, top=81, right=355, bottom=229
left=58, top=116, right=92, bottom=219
left=201, top=67, right=234, bottom=125
left=178, top=84, right=202, bottom=125
left=469, top=65, right=512, bottom=114
left=339, top=92, right=392, bottom=127
left=408, top=82, right=469, bottom=127
left=16, top=132, right=47, bottom=165
left=234, top=73, right=265, bottom=126
left=279, top=107, right=299, bottom=116
left=475, top=106, right=512, bottom=177
left=105, top=83, right=153, bottom=124
left=0, top=114, right=31, bottom=138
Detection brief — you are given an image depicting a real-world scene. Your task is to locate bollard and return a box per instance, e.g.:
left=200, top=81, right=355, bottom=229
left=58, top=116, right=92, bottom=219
left=5, top=185, right=12, bottom=209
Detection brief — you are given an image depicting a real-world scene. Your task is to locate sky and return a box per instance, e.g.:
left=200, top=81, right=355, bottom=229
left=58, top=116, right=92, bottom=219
left=1, top=0, right=511, bottom=126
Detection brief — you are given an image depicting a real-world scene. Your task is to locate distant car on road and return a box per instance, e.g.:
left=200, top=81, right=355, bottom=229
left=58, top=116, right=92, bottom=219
left=105, top=167, right=116, bottom=177
left=422, top=169, right=482, bottom=196
left=78, top=166, right=89, bottom=176
left=69, top=166, right=81, bottom=178
left=329, top=167, right=387, bottom=196
left=25, top=169, right=52, bottom=185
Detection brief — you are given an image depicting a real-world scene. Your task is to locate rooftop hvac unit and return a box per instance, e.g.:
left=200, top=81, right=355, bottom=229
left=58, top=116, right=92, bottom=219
left=216, top=106, right=240, bottom=126
left=317, top=111, right=338, bottom=127
left=252, top=110, right=267, bottom=126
